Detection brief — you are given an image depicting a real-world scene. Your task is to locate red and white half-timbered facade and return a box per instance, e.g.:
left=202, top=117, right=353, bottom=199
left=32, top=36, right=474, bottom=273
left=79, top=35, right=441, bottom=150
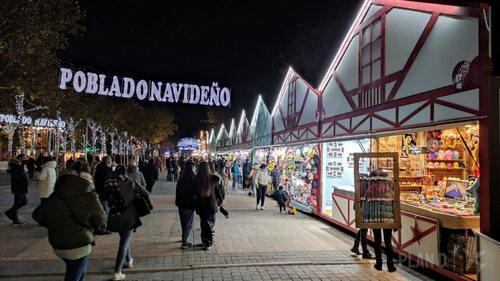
left=272, top=67, right=321, bottom=145
left=318, top=0, right=489, bottom=140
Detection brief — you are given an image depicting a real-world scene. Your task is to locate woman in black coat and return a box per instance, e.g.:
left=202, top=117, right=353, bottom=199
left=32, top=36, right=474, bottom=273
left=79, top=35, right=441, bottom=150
left=105, top=165, right=153, bottom=281
left=194, top=162, right=220, bottom=250
left=175, top=161, right=197, bottom=249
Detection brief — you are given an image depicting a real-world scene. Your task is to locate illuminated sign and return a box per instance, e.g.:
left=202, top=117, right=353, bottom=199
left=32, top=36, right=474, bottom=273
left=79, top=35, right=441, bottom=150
left=59, top=68, right=231, bottom=107
left=0, top=114, right=65, bottom=128
left=177, top=138, right=199, bottom=151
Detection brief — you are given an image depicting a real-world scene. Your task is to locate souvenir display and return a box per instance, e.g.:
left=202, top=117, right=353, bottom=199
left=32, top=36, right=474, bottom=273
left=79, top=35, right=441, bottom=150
left=354, top=152, right=401, bottom=229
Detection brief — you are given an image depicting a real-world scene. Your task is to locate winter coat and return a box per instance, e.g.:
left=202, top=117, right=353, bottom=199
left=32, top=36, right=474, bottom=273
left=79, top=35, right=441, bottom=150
left=38, top=160, right=57, bottom=198
left=142, top=163, right=159, bottom=185
left=175, top=174, right=196, bottom=209
left=32, top=172, right=107, bottom=250
left=126, top=165, right=147, bottom=189
left=8, top=159, right=29, bottom=194
left=195, top=174, right=221, bottom=217
left=242, top=162, right=251, bottom=177
left=213, top=173, right=225, bottom=206
left=256, top=168, right=270, bottom=186
left=94, top=161, right=113, bottom=198
left=274, top=189, right=288, bottom=206
left=27, top=158, right=36, bottom=171
left=231, top=163, right=240, bottom=176
left=105, top=177, right=152, bottom=232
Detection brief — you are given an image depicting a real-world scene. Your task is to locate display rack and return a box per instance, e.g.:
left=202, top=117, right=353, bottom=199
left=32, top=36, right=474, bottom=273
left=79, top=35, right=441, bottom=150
left=354, top=152, right=401, bottom=229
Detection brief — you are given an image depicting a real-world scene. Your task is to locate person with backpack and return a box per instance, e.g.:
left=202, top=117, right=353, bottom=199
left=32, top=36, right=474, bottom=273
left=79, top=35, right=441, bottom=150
left=33, top=160, right=107, bottom=281
left=231, top=160, right=240, bottom=190
left=105, top=165, right=153, bottom=281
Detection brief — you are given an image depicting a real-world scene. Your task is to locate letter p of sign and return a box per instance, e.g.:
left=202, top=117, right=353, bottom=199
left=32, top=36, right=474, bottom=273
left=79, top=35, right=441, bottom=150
left=59, top=68, right=73, bottom=90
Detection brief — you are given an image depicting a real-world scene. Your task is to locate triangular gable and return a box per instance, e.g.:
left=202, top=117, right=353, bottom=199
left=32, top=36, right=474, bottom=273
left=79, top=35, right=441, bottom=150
left=250, top=95, right=272, bottom=147
left=228, top=118, right=236, bottom=146
left=236, top=110, right=250, bottom=144
left=318, top=0, right=487, bottom=138
left=216, top=124, right=228, bottom=148
left=271, top=67, right=319, bottom=133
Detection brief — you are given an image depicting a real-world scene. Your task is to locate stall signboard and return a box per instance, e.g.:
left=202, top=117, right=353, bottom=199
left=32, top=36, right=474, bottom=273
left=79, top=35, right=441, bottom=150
left=59, top=68, right=231, bottom=107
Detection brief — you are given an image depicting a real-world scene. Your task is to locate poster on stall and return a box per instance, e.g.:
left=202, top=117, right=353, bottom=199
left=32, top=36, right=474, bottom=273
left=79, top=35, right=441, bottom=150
left=321, top=139, right=370, bottom=215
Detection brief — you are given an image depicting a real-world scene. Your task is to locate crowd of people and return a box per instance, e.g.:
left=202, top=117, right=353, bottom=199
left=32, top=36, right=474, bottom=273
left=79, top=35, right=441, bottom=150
left=3, top=151, right=396, bottom=280
left=5, top=153, right=156, bottom=281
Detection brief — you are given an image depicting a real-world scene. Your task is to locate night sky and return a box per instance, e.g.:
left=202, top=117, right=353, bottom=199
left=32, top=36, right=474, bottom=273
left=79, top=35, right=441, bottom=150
left=61, top=0, right=359, bottom=138
left=61, top=0, right=497, bottom=139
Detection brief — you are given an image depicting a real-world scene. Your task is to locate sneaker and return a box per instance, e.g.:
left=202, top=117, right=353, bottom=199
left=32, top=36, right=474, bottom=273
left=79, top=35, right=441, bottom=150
left=124, top=258, right=134, bottom=268
left=112, top=272, right=126, bottom=280
left=374, top=264, right=382, bottom=271
left=256, top=204, right=260, bottom=210
left=260, top=206, right=265, bottom=210
left=12, top=221, right=26, bottom=226
left=388, top=266, right=397, bottom=273
left=203, top=244, right=212, bottom=250
left=181, top=242, right=192, bottom=249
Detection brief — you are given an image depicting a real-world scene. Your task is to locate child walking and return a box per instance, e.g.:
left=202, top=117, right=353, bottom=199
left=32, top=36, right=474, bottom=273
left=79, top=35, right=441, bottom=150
left=275, top=186, right=288, bottom=213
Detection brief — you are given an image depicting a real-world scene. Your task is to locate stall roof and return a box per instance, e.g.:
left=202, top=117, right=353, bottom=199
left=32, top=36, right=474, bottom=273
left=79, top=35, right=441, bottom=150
left=250, top=95, right=272, bottom=147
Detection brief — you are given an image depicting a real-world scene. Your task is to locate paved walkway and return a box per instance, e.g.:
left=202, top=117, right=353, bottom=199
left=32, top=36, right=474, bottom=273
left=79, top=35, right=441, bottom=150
left=0, top=175, right=439, bottom=281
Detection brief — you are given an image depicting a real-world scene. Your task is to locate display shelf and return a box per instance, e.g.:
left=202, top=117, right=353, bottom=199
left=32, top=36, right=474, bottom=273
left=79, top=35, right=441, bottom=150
left=354, top=152, right=401, bottom=229
left=426, top=158, right=465, bottom=162
left=426, top=168, right=465, bottom=170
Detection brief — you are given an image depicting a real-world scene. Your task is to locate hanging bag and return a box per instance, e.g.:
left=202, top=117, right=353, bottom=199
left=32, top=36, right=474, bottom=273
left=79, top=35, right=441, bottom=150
left=133, top=181, right=153, bottom=217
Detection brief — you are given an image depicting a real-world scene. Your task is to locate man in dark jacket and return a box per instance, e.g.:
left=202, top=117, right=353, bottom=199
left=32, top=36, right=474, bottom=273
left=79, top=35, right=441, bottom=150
left=142, top=159, right=158, bottom=193
left=26, top=157, right=36, bottom=180
left=93, top=156, right=113, bottom=235
left=94, top=156, right=113, bottom=209
left=4, top=154, right=29, bottom=225
left=175, top=161, right=197, bottom=249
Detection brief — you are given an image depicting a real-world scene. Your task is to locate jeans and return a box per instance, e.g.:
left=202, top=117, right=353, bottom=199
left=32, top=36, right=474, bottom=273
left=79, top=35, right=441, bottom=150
left=210, top=213, right=216, bottom=229
left=373, top=229, right=395, bottom=268
left=199, top=215, right=213, bottom=247
left=232, top=175, right=238, bottom=189
left=5, top=193, right=28, bottom=223
left=114, top=230, right=133, bottom=273
left=178, top=208, right=194, bottom=243
left=63, top=255, right=89, bottom=281
left=256, top=184, right=266, bottom=206
left=353, top=229, right=369, bottom=253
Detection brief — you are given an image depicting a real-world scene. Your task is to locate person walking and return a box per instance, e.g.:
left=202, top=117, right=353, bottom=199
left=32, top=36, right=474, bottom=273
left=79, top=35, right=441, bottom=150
left=351, top=229, right=374, bottom=259
left=373, top=228, right=397, bottom=272
left=247, top=163, right=259, bottom=196
left=142, top=159, right=158, bottom=194
left=175, top=161, right=196, bottom=249
left=255, top=163, right=269, bottom=210
left=209, top=161, right=225, bottom=233
left=33, top=160, right=107, bottom=281
left=37, top=157, right=57, bottom=205
left=26, top=156, right=36, bottom=180
left=94, top=156, right=113, bottom=235
left=194, top=162, right=220, bottom=250
left=105, top=165, right=153, bottom=281
left=126, top=161, right=147, bottom=189
left=242, top=159, right=251, bottom=189
left=4, top=154, right=29, bottom=225
left=231, top=160, right=240, bottom=190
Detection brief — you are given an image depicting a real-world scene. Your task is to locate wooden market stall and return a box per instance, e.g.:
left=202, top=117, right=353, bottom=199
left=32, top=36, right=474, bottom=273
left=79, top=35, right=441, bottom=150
left=315, top=0, right=490, bottom=279
left=269, top=67, right=322, bottom=213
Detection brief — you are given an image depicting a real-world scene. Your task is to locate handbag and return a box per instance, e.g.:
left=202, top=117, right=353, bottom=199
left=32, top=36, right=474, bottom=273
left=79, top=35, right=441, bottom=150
left=134, top=191, right=151, bottom=217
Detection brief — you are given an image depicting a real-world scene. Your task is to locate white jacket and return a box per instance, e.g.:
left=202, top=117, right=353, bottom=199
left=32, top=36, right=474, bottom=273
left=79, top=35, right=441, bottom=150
left=256, top=168, right=269, bottom=186
left=38, top=161, right=57, bottom=198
